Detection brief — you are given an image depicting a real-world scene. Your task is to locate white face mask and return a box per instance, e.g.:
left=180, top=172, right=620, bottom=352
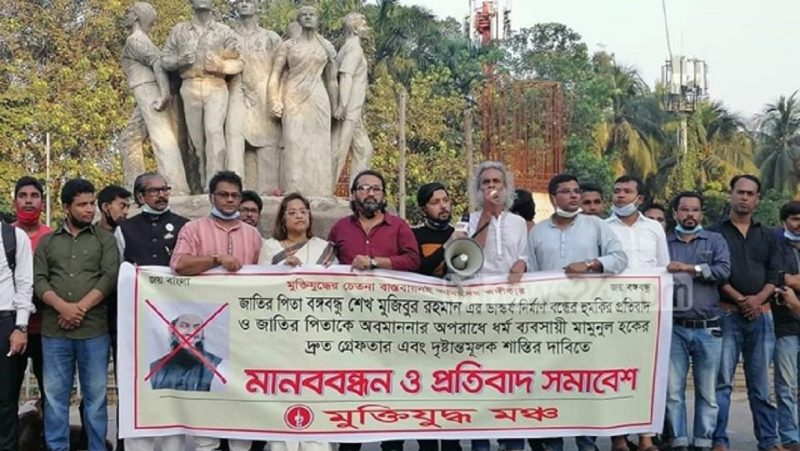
left=555, top=207, right=582, bottom=219
left=612, top=202, right=639, bottom=218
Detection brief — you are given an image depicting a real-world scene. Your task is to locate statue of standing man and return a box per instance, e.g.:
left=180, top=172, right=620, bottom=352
left=120, top=2, right=190, bottom=195
left=161, top=0, right=242, bottom=191
left=332, top=12, right=373, bottom=189
left=225, top=1, right=282, bottom=194
left=269, top=6, right=338, bottom=197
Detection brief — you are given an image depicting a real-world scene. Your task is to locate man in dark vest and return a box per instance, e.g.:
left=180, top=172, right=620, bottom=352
left=115, top=171, right=189, bottom=451
left=149, top=313, right=223, bottom=391
left=115, top=172, right=189, bottom=266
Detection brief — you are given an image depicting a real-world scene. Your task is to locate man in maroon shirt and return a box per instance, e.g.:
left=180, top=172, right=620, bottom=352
left=328, top=169, right=420, bottom=272
left=329, top=170, right=419, bottom=451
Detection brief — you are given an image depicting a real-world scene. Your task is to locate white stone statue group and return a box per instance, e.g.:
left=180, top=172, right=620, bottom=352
left=120, top=0, right=373, bottom=197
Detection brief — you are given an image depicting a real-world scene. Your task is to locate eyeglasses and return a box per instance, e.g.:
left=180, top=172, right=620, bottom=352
left=239, top=207, right=260, bottom=215
left=213, top=191, right=242, bottom=200
left=143, top=186, right=172, bottom=196
left=355, top=185, right=383, bottom=194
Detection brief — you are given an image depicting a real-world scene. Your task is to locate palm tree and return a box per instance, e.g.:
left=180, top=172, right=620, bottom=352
left=755, top=91, right=800, bottom=196
left=689, top=101, right=756, bottom=184
left=595, top=62, right=666, bottom=180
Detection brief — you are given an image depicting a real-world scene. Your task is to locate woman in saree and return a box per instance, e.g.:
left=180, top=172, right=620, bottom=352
left=259, top=192, right=335, bottom=267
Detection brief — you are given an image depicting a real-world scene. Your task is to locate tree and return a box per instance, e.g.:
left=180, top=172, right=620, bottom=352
left=755, top=91, right=800, bottom=196
left=593, top=62, right=666, bottom=180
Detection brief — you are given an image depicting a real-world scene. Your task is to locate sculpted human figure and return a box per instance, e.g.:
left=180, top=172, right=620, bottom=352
left=120, top=2, right=190, bottom=195
left=268, top=5, right=338, bottom=197
left=332, top=12, right=374, bottom=189
left=225, top=1, right=282, bottom=194
left=161, top=0, right=242, bottom=190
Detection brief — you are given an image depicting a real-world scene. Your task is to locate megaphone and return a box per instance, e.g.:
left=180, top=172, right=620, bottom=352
left=444, top=237, right=484, bottom=278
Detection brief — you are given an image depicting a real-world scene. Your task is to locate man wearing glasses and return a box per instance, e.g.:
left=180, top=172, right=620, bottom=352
left=116, top=172, right=189, bottom=267
left=117, top=172, right=190, bottom=451
left=527, top=173, right=627, bottom=451
left=329, top=169, right=420, bottom=451
left=168, top=170, right=258, bottom=451
left=171, top=170, right=261, bottom=277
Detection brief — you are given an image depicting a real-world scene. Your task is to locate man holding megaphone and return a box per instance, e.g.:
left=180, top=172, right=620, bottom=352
left=450, top=161, right=529, bottom=451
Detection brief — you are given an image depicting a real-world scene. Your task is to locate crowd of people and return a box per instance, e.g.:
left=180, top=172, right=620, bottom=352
left=2, top=163, right=800, bottom=451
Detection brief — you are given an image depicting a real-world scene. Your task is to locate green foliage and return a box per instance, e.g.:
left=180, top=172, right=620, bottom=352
left=366, top=70, right=468, bottom=220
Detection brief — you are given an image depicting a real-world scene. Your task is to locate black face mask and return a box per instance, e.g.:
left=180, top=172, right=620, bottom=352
left=103, top=209, right=119, bottom=229
left=424, top=214, right=452, bottom=230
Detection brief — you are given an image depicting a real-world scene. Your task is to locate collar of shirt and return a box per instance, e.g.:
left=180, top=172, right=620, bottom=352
left=607, top=212, right=647, bottom=225
left=55, top=222, right=96, bottom=236
left=667, top=229, right=710, bottom=243
left=348, top=213, right=394, bottom=230
left=545, top=213, right=587, bottom=229
left=207, top=216, right=243, bottom=233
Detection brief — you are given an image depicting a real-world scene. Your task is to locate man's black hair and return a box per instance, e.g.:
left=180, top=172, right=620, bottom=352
left=780, top=201, right=800, bottom=221
left=416, top=182, right=447, bottom=207
left=97, top=185, right=132, bottom=208
left=579, top=182, right=603, bottom=198
left=547, top=174, right=580, bottom=196
left=60, top=178, right=95, bottom=205
left=729, top=174, right=762, bottom=194
left=14, top=176, right=45, bottom=198
left=208, top=171, right=243, bottom=194
left=613, top=175, right=644, bottom=195
left=671, top=191, right=704, bottom=211
left=511, top=189, right=535, bottom=221
left=240, top=190, right=263, bottom=213
left=643, top=202, right=667, bottom=215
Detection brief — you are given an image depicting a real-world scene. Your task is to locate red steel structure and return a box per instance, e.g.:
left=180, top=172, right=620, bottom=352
left=477, top=77, right=567, bottom=192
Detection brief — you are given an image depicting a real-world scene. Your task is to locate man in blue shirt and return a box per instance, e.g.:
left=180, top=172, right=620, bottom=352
left=665, top=191, right=731, bottom=451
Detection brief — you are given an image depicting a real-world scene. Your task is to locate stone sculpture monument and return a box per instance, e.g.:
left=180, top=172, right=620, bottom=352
left=268, top=5, right=338, bottom=197
left=226, top=1, right=282, bottom=195
left=332, top=12, right=374, bottom=189
left=120, top=2, right=190, bottom=195
left=121, top=3, right=375, bottom=199
left=161, top=0, right=242, bottom=191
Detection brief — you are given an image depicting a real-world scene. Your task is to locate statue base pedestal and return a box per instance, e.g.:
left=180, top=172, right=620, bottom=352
left=169, top=195, right=352, bottom=239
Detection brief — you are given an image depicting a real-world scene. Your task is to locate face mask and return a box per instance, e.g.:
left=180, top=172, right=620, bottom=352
left=784, top=229, right=800, bottom=242
left=675, top=224, right=703, bottom=235
left=142, top=204, right=169, bottom=216
left=210, top=206, right=240, bottom=221
left=555, top=207, right=582, bottom=219
left=102, top=209, right=119, bottom=229
left=424, top=215, right=452, bottom=231
left=612, top=202, right=639, bottom=218
left=14, top=204, right=42, bottom=226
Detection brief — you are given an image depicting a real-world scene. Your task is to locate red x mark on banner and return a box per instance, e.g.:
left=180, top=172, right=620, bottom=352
left=144, top=299, right=230, bottom=385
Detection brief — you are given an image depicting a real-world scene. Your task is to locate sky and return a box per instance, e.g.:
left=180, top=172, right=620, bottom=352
left=400, top=0, right=800, bottom=119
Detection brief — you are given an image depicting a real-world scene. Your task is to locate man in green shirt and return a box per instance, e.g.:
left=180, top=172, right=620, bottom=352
left=34, top=178, right=119, bottom=451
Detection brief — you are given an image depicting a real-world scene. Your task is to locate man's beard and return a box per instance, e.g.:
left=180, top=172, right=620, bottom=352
left=352, top=198, right=385, bottom=219
left=170, top=339, right=206, bottom=365
left=68, top=213, right=93, bottom=230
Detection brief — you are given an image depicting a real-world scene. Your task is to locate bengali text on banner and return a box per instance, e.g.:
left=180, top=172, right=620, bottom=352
left=117, top=263, right=673, bottom=441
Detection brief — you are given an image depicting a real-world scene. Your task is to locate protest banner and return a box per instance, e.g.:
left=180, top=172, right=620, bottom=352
left=117, top=263, right=672, bottom=441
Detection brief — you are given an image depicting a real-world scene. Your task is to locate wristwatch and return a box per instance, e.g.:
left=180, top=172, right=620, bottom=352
left=694, top=264, right=703, bottom=276
left=369, top=257, right=378, bottom=269
left=14, top=325, right=27, bottom=333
